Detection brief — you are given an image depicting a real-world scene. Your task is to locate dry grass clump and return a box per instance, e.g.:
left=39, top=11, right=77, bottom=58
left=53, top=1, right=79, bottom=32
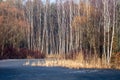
left=111, top=52, right=120, bottom=69
left=74, top=53, right=109, bottom=69
left=46, top=54, right=65, bottom=59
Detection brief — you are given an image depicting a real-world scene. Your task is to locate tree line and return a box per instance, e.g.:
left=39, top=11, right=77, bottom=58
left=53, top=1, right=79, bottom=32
left=0, top=0, right=120, bottom=65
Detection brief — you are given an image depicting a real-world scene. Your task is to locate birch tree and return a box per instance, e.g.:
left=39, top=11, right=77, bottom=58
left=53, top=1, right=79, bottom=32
left=109, top=0, right=116, bottom=63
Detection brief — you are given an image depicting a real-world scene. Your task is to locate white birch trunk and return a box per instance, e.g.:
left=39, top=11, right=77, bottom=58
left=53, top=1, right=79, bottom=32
left=109, top=0, right=116, bottom=63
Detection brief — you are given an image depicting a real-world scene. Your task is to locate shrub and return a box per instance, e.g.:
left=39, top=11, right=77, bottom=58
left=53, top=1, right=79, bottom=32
left=0, top=45, right=45, bottom=59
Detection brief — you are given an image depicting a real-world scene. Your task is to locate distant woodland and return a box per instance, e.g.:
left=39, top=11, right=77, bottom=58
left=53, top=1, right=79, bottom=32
left=0, top=0, right=120, bottom=67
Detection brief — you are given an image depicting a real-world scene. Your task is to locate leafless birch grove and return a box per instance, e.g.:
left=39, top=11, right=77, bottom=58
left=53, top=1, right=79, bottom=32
left=0, top=0, right=120, bottom=65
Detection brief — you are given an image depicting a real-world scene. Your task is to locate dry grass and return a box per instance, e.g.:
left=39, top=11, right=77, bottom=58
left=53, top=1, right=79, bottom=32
left=46, top=54, right=65, bottom=59
left=24, top=53, right=111, bottom=69
left=27, top=56, right=34, bottom=59
left=23, top=59, right=109, bottom=69
left=110, top=52, right=120, bottom=69
left=23, top=52, right=120, bottom=69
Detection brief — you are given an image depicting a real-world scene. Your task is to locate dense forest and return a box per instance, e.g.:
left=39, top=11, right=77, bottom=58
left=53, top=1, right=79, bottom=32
left=0, top=0, right=120, bottom=67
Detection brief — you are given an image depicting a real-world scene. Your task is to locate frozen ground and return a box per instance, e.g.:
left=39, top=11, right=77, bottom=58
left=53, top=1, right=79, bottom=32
left=0, top=59, right=120, bottom=80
